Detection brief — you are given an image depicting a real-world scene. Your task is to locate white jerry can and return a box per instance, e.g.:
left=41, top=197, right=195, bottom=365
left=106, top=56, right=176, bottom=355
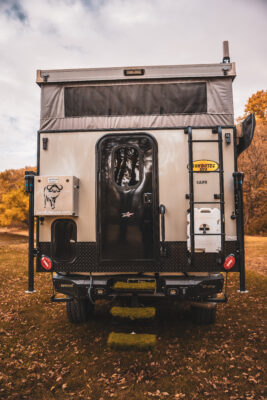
left=187, top=208, right=221, bottom=253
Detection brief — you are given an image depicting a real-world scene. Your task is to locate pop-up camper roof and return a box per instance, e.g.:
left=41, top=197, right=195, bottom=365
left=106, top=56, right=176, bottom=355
left=37, top=53, right=236, bottom=131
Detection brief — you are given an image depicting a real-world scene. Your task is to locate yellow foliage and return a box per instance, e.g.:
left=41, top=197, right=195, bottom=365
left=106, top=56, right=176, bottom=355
left=0, top=167, right=35, bottom=228
left=238, top=90, right=267, bottom=234
left=0, top=183, right=28, bottom=226
left=244, top=90, right=267, bottom=123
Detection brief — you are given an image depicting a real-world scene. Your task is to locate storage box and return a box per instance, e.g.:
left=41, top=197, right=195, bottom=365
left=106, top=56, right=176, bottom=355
left=187, top=208, right=221, bottom=253
left=34, top=176, right=79, bottom=216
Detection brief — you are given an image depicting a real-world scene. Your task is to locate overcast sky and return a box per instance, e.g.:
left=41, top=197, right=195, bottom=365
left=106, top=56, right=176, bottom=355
left=0, top=0, right=266, bottom=171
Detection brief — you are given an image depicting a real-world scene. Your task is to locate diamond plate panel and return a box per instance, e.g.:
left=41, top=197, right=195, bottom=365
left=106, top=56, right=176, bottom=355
left=37, top=241, right=240, bottom=273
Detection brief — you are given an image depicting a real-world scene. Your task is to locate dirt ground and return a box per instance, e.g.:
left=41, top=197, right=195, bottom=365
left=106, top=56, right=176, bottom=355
left=0, top=234, right=266, bottom=400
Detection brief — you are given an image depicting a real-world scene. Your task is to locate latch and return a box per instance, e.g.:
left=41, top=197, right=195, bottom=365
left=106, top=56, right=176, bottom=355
left=231, top=211, right=237, bottom=220
left=199, top=224, right=210, bottom=234
left=144, top=193, right=152, bottom=204
left=225, top=133, right=231, bottom=145
left=33, top=248, right=40, bottom=257
left=42, top=138, right=48, bottom=150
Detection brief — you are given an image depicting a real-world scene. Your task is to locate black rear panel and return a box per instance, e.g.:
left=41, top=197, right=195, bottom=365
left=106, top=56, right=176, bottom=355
left=37, top=240, right=240, bottom=273
left=96, top=133, right=159, bottom=263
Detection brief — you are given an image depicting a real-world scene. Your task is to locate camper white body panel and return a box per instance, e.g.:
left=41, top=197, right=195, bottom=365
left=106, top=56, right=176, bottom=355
left=38, top=128, right=236, bottom=247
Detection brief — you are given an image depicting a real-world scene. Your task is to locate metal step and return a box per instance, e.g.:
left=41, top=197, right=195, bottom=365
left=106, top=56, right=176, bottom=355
left=110, top=306, right=156, bottom=320
left=107, top=332, right=156, bottom=350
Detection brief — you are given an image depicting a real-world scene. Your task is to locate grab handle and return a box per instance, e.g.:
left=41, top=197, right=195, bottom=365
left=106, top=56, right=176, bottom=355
left=159, top=204, right=166, bottom=256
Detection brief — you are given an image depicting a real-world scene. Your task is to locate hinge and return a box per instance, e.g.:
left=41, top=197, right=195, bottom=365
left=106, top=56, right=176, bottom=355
left=33, top=248, right=40, bottom=257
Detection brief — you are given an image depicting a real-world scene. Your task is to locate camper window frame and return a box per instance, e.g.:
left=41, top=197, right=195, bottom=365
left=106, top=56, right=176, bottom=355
left=51, top=219, right=77, bottom=263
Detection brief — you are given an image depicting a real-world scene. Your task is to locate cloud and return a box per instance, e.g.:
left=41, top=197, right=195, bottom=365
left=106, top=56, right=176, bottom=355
left=0, top=0, right=266, bottom=170
left=0, top=0, right=28, bottom=22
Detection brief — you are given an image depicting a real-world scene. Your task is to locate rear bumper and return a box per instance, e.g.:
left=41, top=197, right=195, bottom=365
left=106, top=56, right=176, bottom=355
left=52, top=273, right=224, bottom=302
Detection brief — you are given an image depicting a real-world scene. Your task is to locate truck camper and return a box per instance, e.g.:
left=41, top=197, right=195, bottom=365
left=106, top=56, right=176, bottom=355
left=25, top=41, right=255, bottom=324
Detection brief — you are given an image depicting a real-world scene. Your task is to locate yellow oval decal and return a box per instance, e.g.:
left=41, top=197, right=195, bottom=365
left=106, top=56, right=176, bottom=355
left=191, top=160, right=219, bottom=172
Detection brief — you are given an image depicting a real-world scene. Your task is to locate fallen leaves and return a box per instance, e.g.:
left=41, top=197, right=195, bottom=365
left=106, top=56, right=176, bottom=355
left=0, top=235, right=266, bottom=400
left=145, top=389, right=169, bottom=398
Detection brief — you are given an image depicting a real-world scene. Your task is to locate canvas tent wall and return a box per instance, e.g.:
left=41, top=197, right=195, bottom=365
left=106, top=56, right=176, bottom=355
left=37, top=63, right=236, bottom=131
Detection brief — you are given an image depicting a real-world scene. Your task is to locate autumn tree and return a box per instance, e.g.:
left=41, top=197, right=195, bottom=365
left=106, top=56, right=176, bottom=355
left=0, top=182, right=28, bottom=227
left=238, top=90, right=267, bottom=234
left=244, top=90, right=267, bottom=123
left=0, top=167, right=35, bottom=228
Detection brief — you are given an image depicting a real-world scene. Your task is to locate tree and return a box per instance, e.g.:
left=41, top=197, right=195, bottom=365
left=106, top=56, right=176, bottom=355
left=238, top=90, right=267, bottom=234
left=244, top=90, right=267, bottom=123
left=0, top=167, right=35, bottom=228
left=0, top=183, right=29, bottom=227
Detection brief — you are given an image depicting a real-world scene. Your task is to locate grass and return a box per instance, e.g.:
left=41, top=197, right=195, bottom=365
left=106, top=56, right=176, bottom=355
left=110, top=307, right=156, bottom=320
left=0, top=233, right=266, bottom=400
left=107, top=333, right=156, bottom=350
left=245, top=235, right=267, bottom=276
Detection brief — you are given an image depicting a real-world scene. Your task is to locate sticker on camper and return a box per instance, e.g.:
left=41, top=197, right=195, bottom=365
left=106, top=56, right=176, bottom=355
left=48, top=177, right=59, bottom=183
left=121, top=211, right=134, bottom=218
left=44, top=184, right=63, bottom=209
left=190, top=160, right=219, bottom=172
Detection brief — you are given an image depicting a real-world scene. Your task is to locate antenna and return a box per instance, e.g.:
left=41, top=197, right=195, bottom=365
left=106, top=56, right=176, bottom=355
left=222, top=41, right=230, bottom=63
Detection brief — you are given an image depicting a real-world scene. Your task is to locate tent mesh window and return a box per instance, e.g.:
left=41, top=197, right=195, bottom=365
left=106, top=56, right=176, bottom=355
left=64, top=82, right=207, bottom=117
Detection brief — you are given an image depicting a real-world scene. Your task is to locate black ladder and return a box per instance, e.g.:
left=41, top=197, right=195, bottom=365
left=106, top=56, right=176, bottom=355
left=184, top=126, right=225, bottom=266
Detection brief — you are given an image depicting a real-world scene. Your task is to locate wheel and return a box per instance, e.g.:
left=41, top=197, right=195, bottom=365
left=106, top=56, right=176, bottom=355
left=66, top=298, right=94, bottom=324
left=191, top=303, right=216, bottom=325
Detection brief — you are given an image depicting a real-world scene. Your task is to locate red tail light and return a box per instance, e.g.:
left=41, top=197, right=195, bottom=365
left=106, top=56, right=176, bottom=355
left=224, top=254, right=236, bottom=270
left=41, top=256, right=52, bottom=271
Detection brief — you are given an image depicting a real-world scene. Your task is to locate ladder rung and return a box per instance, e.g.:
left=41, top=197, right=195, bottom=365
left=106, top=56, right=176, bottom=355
left=188, top=170, right=223, bottom=173
left=191, top=233, right=225, bottom=236
left=190, top=140, right=222, bottom=143
left=192, top=201, right=224, bottom=204
left=186, top=127, right=225, bottom=263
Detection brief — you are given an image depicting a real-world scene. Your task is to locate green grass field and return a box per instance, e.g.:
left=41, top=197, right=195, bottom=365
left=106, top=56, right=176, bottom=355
left=0, top=233, right=266, bottom=400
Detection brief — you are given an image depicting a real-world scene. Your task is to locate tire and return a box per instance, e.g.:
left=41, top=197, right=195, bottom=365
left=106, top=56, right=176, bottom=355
left=66, top=298, right=94, bottom=324
left=191, top=303, right=216, bottom=325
